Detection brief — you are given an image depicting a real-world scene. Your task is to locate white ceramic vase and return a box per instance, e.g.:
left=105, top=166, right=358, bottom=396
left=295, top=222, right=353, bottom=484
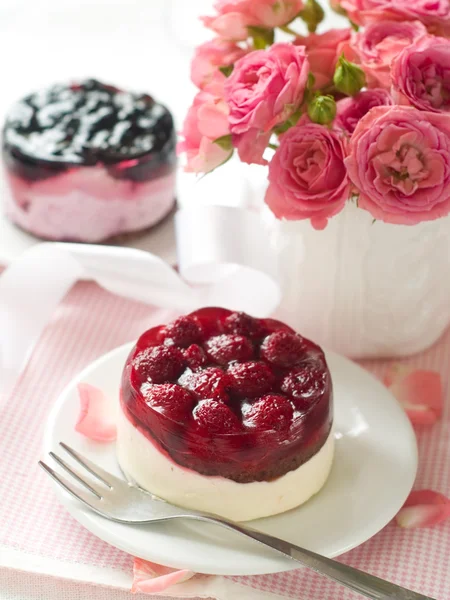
left=266, top=201, right=450, bottom=359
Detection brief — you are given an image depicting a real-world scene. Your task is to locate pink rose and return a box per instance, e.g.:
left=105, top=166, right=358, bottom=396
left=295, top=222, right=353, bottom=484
left=339, top=0, right=450, bottom=34
left=350, top=21, right=427, bottom=88
left=335, top=89, right=393, bottom=134
left=345, top=106, right=450, bottom=225
left=392, top=35, right=450, bottom=113
left=177, top=76, right=232, bottom=174
left=224, top=43, right=309, bottom=165
left=201, top=0, right=304, bottom=41
left=191, top=39, right=248, bottom=89
left=265, top=123, right=351, bottom=229
left=295, top=28, right=353, bottom=90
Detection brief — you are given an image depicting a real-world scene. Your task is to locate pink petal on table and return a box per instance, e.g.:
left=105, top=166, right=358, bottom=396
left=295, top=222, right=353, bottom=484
left=75, top=383, right=117, bottom=442
left=396, top=489, right=450, bottom=529
left=384, top=364, right=443, bottom=426
left=131, top=558, right=194, bottom=594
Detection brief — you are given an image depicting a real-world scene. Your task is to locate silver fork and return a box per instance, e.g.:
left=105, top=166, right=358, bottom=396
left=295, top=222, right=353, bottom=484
left=40, top=443, right=436, bottom=600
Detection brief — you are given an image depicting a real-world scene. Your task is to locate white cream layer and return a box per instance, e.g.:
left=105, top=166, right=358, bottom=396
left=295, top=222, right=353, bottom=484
left=116, top=407, right=334, bottom=522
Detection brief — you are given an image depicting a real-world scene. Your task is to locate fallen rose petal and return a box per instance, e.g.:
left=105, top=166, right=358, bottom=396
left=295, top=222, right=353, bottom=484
left=131, top=558, right=194, bottom=594
left=396, top=490, right=450, bottom=529
left=404, top=490, right=450, bottom=507
left=75, top=383, right=117, bottom=442
left=397, top=504, right=450, bottom=529
left=384, top=364, right=443, bottom=426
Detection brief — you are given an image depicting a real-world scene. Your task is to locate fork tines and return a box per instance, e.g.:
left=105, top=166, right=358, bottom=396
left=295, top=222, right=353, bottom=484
left=39, top=443, right=124, bottom=511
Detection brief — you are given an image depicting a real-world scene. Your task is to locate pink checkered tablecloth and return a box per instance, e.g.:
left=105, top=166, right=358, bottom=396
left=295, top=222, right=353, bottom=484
left=0, top=280, right=449, bottom=599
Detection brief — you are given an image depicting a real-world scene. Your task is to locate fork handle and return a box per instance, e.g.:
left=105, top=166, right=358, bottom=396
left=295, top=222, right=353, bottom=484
left=195, top=517, right=436, bottom=600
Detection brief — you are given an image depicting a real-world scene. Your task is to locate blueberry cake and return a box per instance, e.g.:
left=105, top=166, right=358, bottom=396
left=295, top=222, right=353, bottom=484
left=2, top=79, right=176, bottom=242
left=118, top=307, right=334, bottom=521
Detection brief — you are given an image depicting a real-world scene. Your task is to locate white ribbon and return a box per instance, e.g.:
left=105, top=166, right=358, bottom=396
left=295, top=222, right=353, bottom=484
left=0, top=206, right=280, bottom=398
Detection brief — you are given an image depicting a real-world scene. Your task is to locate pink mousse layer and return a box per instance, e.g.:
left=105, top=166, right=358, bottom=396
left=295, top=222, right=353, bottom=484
left=3, top=167, right=176, bottom=242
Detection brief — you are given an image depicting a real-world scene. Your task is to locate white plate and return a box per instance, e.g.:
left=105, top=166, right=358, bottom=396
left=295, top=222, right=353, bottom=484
left=43, top=343, right=417, bottom=576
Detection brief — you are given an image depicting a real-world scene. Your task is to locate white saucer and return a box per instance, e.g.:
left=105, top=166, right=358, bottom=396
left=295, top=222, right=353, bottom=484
left=43, top=343, right=417, bottom=576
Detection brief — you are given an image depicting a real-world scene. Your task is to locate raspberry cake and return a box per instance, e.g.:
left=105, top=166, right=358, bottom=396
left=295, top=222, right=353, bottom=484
left=2, top=79, right=176, bottom=242
left=118, top=308, right=334, bottom=521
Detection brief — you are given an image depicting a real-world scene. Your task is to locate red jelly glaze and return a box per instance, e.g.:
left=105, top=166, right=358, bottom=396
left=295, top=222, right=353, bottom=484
left=121, top=308, right=333, bottom=483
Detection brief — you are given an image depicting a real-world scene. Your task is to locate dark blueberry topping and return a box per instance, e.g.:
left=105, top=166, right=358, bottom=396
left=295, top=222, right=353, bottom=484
left=2, top=79, right=176, bottom=181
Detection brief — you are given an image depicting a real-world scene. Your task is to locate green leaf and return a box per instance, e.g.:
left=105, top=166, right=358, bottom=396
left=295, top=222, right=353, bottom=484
left=289, top=108, right=302, bottom=127
left=213, top=134, right=233, bottom=151
left=248, top=26, right=275, bottom=49
left=307, top=72, right=316, bottom=90
left=273, top=107, right=303, bottom=135
left=274, top=121, right=292, bottom=135
left=219, top=64, right=234, bottom=77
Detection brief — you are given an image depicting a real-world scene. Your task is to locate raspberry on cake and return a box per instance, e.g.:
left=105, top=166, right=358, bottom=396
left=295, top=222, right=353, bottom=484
left=132, top=346, right=185, bottom=384
left=117, top=308, right=334, bottom=521
left=179, top=366, right=232, bottom=404
left=2, top=79, right=176, bottom=242
left=183, top=344, right=208, bottom=370
left=243, top=394, right=294, bottom=431
left=141, top=383, right=195, bottom=422
left=204, top=334, right=254, bottom=365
